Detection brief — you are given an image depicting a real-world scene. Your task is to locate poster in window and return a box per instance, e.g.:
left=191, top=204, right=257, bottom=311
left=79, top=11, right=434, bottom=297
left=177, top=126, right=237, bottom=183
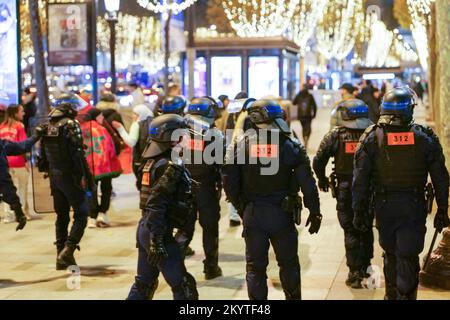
left=0, top=0, right=19, bottom=106
left=48, top=3, right=92, bottom=66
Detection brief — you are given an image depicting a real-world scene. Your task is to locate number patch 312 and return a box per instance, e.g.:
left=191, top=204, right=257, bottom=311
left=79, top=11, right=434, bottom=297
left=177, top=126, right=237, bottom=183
left=387, top=132, right=415, bottom=146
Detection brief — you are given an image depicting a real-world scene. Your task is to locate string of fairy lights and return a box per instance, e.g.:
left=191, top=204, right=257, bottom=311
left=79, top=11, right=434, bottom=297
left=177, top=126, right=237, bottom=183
left=406, top=0, right=434, bottom=72
left=137, top=0, right=198, bottom=14
left=315, top=0, right=365, bottom=61
left=288, top=0, right=327, bottom=56
left=363, top=12, right=418, bottom=68
left=222, top=0, right=297, bottom=38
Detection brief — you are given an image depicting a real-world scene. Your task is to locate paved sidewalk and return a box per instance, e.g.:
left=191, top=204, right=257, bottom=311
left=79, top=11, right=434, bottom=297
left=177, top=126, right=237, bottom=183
left=0, top=104, right=448, bottom=300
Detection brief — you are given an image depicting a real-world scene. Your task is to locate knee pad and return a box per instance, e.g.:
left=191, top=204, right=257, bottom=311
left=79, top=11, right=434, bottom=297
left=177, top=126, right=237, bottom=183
left=178, top=272, right=198, bottom=300
left=131, top=278, right=159, bottom=300
left=246, top=262, right=267, bottom=276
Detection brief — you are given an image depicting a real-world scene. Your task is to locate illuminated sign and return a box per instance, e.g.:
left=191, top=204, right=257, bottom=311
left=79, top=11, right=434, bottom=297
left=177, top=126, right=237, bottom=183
left=248, top=56, right=279, bottom=99
left=211, top=56, right=242, bottom=98
left=0, top=0, right=19, bottom=106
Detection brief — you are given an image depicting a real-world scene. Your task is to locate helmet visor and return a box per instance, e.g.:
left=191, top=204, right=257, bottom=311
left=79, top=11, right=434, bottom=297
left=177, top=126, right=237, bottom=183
left=249, top=104, right=283, bottom=124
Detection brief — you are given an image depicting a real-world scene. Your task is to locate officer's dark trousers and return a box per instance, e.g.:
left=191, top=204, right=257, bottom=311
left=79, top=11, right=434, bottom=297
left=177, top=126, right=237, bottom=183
left=337, top=180, right=373, bottom=272
left=89, top=177, right=113, bottom=219
left=127, top=218, right=192, bottom=300
left=193, top=178, right=221, bottom=269
left=49, top=172, right=89, bottom=248
left=0, top=173, right=22, bottom=211
left=243, top=202, right=301, bottom=300
left=374, top=192, right=427, bottom=300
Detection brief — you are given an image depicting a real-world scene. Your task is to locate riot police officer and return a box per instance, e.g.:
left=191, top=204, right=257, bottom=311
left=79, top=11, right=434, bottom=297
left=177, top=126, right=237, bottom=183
left=38, top=93, right=94, bottom=270
left=313, top=99, right=373, bottom=288
left=352, top=87, right=449, bottom=300
left=222, top=99, right=322, bottom=300
left=161, top=95, right=187, bottom=115
left=127, top=114, right=198, bottom=300
left=184, top=96, right=224, bottom=280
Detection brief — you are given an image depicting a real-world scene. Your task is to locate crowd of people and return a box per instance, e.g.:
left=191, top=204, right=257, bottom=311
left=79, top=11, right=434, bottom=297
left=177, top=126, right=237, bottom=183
left=0, top=78, right=446, bottom=301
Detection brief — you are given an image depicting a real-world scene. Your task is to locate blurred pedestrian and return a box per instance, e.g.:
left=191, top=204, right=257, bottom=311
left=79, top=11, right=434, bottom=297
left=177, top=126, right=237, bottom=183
left=0, top=104, right=40, bottom=222
left=129, top=82, right=146, bottom=107
left=330, top=83, right=357, bottom=129
left=22, top=86, right=37, bottom=136
left=292, top=85, right=317, bottom=149
left=112, top=104, right=154, bottom=184
left=357, top=80, right=380, bottom=124
left=83, top=108, right=122, bottom=228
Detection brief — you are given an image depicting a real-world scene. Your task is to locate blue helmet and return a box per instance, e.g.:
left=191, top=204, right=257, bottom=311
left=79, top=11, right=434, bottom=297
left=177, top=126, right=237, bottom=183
left=247, top=99, right=284, bottom=124
left=49, top=93, right=87, bottom=119
left=336, top=99, right=369, bottom=121
left=187, top=97, right=218, bottom=119
left=380, top=87, right=416, bottom=123
left=161, top=95, right=187, bottom=115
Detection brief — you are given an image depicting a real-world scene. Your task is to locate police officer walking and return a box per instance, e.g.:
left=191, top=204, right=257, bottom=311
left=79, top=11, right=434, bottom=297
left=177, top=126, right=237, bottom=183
left=223, top=99, right=322, bottom=300
left=313, top=99, right=374, bottom=288
left=184, top=97, right=224, bottom=280
left=127, top=114, right=198, bottom=300
left=38, top=94, right=94, bottom=270
left=352, top=87, right=450, bottom=300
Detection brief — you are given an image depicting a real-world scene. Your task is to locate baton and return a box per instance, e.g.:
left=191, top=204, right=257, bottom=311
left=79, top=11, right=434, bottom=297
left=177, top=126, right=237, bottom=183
left=422, top=229, right=439, bottom=271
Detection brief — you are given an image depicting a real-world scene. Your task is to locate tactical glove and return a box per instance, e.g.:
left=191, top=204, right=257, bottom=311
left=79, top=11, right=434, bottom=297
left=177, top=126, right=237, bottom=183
left=353, top=212, right=371, bottom=233
left=306, top=212, right=322, bottom=234
left=434, top=208, right=450, bottom=233
left=318, top=179, right=329, bottom=192
left=34, top=124, right=47, bottom=139
left=148, top=235, right=169, bottom=266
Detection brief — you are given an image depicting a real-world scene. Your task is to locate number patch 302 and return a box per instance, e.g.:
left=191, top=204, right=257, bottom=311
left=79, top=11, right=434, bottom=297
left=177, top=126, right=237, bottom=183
left=387, top=132, right=415, bottom=146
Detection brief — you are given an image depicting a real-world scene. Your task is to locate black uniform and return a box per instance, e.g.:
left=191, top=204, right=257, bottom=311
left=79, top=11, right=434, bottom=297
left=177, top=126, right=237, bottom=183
left=313, top=127, right=373, bottom=286
left=184, top=97, right=225, bottom=280
left=223, top=100, right=322, bottom=300
left=0, top=136, right=40, bottom=230
left=127, top=114, right=198, bottom=300
left=352, top=88, right=449, bottom=299
left=39, top=101, right=93, bottom=270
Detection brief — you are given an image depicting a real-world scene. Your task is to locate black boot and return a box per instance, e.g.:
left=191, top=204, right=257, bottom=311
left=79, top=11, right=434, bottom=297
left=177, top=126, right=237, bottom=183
left=284, top=287, right=301, bottom=300
left=55, top=242, right=66, bottom=270
left=57, top=244, right=79, bottom=270
left=345, top=270, right=363, bottom=289
left=204, top=265, right=223, bottom=280
left=184, top=246, right=195, bottom=257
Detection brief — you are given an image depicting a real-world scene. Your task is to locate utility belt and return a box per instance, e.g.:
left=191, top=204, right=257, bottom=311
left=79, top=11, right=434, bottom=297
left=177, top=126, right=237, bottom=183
left=373, top=184, right=434, bottom=214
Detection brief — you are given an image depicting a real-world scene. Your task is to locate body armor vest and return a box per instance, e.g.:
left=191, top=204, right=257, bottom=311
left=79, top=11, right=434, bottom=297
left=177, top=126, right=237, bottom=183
left=184, top=128, right=219, bottom=180
left=42, top=118, right=73, bottom=172
left=373, top=125, right=428, bottom=189
left=241, top=133, right=292, bottom=196
left=140, top=158, right=194, bottom=229
left=335, top=128, right=365, bottom=177
left=133, top=117, right=152, bottom=167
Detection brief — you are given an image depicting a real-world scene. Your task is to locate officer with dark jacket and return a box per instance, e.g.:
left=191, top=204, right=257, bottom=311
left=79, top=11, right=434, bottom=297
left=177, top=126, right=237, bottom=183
left=0, top=130, right=42, bottom=231
left=352, top=87, right=450, bottom=300
left=127, top=114, right=198, bottom=300
left=223, top=99, right=322, bottom=300
left=313, top=99, right=373, bottom=288
left=38, top=93, right=94, bottom=270
left=184, top=96, right=224, bottom=280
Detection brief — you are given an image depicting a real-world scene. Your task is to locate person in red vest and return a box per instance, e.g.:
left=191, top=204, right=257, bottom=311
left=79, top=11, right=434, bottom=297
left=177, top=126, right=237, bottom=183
left=82, top=108, right=122, bottom=228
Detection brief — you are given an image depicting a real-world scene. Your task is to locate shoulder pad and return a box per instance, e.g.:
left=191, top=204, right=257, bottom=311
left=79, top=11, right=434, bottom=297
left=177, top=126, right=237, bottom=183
left=358, top=124, right=378, bottom=143
left=153, top=161, right=188, bottom=194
